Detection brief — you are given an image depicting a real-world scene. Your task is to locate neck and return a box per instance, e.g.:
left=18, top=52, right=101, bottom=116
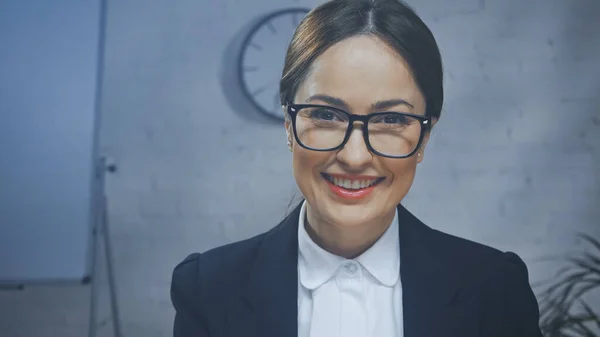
left=305, top=203, right=395, bottom=259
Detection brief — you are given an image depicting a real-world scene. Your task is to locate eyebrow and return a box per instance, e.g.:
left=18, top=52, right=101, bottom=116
left=304, top=94, right=414, bottom=111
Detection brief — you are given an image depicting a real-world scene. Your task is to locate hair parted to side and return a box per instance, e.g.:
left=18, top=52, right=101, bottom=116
left=279, top=0, right=444, bottom=120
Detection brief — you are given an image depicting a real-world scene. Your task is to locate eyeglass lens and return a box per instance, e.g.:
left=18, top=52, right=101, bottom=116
left=294, top=106, right=422, bottom=157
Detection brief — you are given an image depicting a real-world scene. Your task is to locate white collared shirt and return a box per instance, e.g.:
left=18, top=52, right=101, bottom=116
left=297, top=200, right=404, bottom=337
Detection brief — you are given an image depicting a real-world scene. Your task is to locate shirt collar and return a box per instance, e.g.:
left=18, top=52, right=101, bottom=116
left=297, top=200, right=400, bottom=290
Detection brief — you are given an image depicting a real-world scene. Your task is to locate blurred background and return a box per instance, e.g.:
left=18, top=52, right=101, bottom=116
left=0, top=0, right=599, bottom=336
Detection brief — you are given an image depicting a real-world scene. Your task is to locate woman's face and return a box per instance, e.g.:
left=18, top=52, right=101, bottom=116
left=286, top=35, right=431, bottom=228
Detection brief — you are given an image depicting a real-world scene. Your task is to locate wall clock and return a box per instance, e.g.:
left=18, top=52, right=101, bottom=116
left=238, top=8, right=310, bottom=121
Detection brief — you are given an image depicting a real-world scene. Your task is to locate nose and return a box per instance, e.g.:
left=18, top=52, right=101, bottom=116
left=336, top=126, right=373, bottom=168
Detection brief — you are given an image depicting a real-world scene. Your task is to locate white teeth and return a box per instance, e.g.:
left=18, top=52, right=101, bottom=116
left=330, top=176, right=379, bottom=190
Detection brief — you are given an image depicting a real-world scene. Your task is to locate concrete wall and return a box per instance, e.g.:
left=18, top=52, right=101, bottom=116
left=1, top=0, right=598, bottom=336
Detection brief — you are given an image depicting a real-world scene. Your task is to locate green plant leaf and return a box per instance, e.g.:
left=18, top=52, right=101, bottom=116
left=540, top=270, right=589, bottom=298
left=579, top=234, right=600, bottom=253
left=567, top=256, right=600, bottom=276
left=569, top=280, right=600, bottom=303
left=537, top=232, right=600, bottom=337
left=578, top=299, right=600, bottom=332
left=583, top=252, right=600, bottom=269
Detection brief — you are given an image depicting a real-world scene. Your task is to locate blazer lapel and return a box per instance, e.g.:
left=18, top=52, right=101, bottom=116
left=397, top=204, right=462, bottom=337
left=241, top=203, right=302, bottom=337
left=235, top=202, right=462, bottom=337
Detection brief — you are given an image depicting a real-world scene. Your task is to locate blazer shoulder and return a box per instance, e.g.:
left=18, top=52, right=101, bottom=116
left=430, top=228, right=504, bottom=260
left=427, top=227, right=530, bottom=277
left=401, top=205, right=505, bottom=268
left=170, top=231, right=273, bottom=336
left=426, top=230, right=541, bottom=335
left=428, top=228, right=535, bottom=287
left=171, top=231, right=269, bottom=301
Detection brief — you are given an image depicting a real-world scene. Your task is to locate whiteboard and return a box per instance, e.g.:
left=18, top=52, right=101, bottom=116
left=0, top=0, right=103, bottom=283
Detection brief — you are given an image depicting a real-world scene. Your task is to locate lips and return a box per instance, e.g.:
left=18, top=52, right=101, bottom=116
left=321, top=173, right=385, bottom=200
left=321, top=173, right=384, bottom=190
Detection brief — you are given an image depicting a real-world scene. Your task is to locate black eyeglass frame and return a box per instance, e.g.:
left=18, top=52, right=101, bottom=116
left=286, top=103, right=431, bottom=159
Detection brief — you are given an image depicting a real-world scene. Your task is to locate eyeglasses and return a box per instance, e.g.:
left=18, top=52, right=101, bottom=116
left=286, top=104, right=430, bottom=159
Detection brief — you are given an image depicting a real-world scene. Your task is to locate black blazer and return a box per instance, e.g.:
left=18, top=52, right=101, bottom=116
left=170, top=203, right=543, bottom=337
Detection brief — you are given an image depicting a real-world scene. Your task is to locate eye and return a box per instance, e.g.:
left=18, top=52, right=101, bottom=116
left=385, top=116, right=401, bottom=124
left=311, top=109, right=334, bottom=120
left=310, top=108, right=343, bottom=122
left=372, top=113, right=411, bottom=125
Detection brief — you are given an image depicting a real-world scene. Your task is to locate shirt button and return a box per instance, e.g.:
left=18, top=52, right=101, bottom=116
left=344, top=262, right=358, bottom=274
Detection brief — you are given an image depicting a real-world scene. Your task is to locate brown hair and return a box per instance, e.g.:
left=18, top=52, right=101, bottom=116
left=279, top=0, right=444, bottom=119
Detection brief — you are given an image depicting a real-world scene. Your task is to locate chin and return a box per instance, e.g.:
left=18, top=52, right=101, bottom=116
left=322, top=198, right=380, bottom=226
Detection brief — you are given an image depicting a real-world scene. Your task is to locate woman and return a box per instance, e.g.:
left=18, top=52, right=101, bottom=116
left=171, top=0, right=542, bottom=336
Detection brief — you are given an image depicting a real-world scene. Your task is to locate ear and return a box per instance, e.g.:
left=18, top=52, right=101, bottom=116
left=416, top=117, right=437, bottom=164
left=284, top=109, right=291, bottom=138
left=284, top=106, right=293, bottom=150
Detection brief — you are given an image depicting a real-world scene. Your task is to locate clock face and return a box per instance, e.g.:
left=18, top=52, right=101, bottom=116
left=239, top=8, right=310, bottom=121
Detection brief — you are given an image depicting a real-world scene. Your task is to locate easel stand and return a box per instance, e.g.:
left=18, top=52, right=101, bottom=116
left=88, top=157, right=122, bottom=337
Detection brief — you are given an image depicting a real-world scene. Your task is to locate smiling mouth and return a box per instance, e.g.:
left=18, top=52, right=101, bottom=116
left=320, top=173, right=385, bottom=190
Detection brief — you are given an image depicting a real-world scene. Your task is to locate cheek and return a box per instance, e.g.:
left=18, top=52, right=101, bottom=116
left=292, top=148, right=316, bottom=180
left=384, top=157, right=418, bottom=191
left=292, top=148, right=329, bottom=187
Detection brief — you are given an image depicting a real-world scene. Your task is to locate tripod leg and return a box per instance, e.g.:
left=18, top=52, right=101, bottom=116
left=88, top=222, right=99, bottom=337
left=101, top=194, right=123, bottom=337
